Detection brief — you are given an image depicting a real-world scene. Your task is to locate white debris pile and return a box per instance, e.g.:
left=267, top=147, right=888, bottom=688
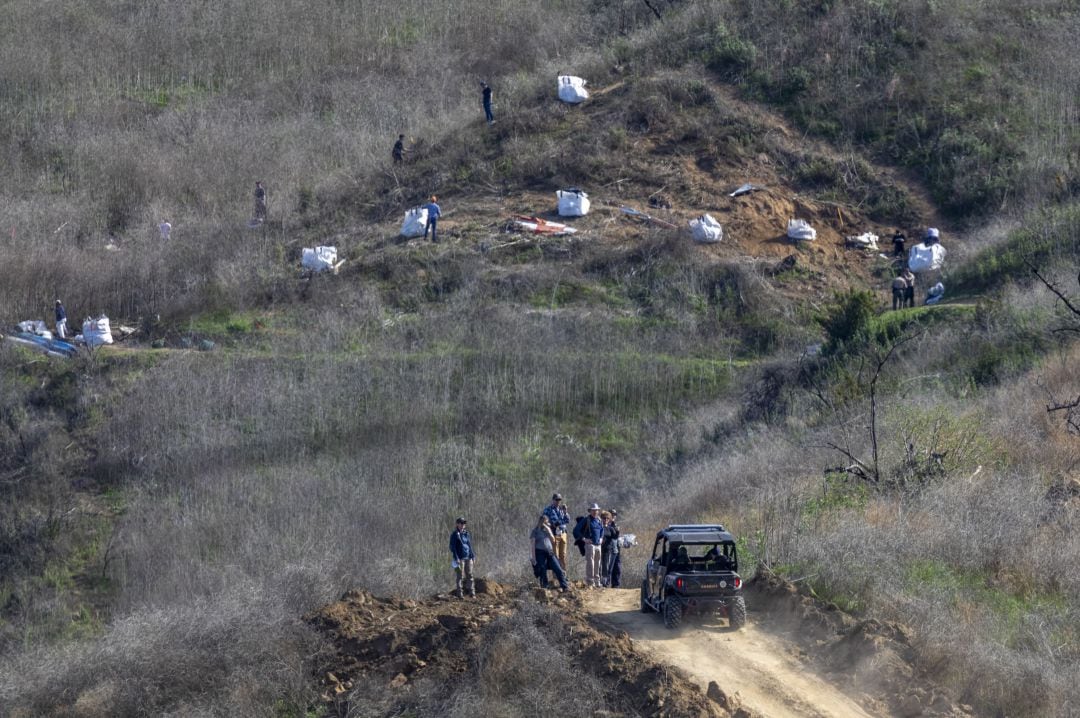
left=557, top=75, right=589, bottom=104
left=787, top=218, right=817, bottom=241
left=400, top=207, right=428, bottom=238
left=689, top=214, right=723, bottom=243
left=81, top=316, right=114, bottom=347
left=301, top=246, right=338, bottom=272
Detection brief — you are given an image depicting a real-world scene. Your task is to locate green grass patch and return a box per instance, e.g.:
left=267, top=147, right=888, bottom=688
left=951, top=203, right=1080, bottom=295
left=904, top=559, right=1069, bottom=647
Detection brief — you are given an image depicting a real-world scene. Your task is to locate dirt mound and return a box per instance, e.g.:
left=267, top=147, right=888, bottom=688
left=307, top=582, right=745, bottom=717
left=746, top=572, right=974, bottom=717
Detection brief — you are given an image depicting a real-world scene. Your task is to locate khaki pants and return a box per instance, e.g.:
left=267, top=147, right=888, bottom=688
left=584, top=544, right=602, bottom=587
left=552, top=533, right=568, bottom=576
left=454, top=559, right=474, bottom=597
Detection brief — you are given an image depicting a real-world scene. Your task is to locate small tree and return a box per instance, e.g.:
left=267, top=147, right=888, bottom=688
left=820, top=289, right=877, bottom=354
left=1030, top=265, right=1080, bottom=433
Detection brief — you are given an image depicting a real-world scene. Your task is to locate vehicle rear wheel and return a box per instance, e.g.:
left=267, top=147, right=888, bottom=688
left=663, top=598, right=683, bottom=629
left=728, top=596, right=747, bottom=630
left=640, top=580, right=654, bottom=613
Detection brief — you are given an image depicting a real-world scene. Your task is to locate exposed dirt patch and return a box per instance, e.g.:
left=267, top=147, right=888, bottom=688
left=308, top=574, right=973, bottom=717
left=308, top=580, right=746, bottom=717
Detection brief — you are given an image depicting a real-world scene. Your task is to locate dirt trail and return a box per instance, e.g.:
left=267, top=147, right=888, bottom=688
left=587, top=588, right=875, bottom=718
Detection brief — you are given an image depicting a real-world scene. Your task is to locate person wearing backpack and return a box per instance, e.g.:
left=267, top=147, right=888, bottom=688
left=449, top=517, right=475, bottom=598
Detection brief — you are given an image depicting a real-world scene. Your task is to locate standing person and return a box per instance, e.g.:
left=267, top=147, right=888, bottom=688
left=449, top=517, right=475, bottom=598
left=423, top=195, right=441, bottom=243
left=543, top=493, right=570, bottom=579
left=891, top=273, right=908, bottom=311
left=608, top=509, right=623, bottom=588
left=54, top=300, right=67, bottom=340
left=480, top=81, right=494, bottom=125
left=902, top=268, right=916, bottom=308
left=392, top=134, right=408, bottom=164
left=891, top=230, right=906, bottom=258
left=531, top=516, right=570, bottom=592
left=158, top=219, right=172, bottom=241
left=600, top=510, right=620, bottom=588
left=582, top=503, right=603, bottom=588
left=253, top=181, right=267, bottom=223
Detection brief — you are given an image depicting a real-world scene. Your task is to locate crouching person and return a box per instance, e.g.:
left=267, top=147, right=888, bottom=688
left=450, top=517, right=476, bottom=598
left=531, top=516, right=569, bottom=592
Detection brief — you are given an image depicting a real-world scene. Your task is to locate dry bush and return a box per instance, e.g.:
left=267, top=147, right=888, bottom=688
left=0, top=584, right=321, bottom=718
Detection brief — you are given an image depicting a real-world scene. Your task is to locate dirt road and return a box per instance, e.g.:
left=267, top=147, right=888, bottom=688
left=586, top=588, right=877, bottom=718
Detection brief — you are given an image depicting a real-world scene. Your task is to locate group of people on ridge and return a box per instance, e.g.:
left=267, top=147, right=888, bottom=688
left=448, top=491, right=624, bottom=598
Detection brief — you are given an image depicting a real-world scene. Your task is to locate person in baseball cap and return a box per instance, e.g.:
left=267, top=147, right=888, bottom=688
left=542, top=492, right=570, bottom=575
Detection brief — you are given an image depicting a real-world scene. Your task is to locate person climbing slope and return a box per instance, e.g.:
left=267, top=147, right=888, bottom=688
left=423, top=195, right=441, bottom=243
left=480, top=81, right=494, bottom=125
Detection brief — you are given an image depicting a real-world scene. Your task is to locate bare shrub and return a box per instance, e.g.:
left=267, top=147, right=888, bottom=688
left=0, top=584, right=321, bottom=718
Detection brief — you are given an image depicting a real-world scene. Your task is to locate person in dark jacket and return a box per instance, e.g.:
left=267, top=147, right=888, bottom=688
left=392, top=134, right=409, bottom=164
left=480, top=81, right=494, bottom=125
left=600, top=510, right=620, bottom=587
left=54, top=300, right=68, bottom=340
left=608, top=509, right=623, bottom=588
left=253, top=181, right=267, bottom=222
left=530, top=515, right=569, bottom=592
left=542, top=493, right=570, bottom=578
left=449, top=517, right=475, bottom=598
left=583, top=503, right=603, bottom=588
left=891, top=230, right=906, bottom=257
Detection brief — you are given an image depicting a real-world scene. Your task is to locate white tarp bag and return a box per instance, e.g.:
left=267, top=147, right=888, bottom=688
left=925, top=282, right=945, bottom=305
left=400, top=207, right=428, bottom=238
left=17, top=320, right=52, bottom=337
left=787, top=218, right=817, bottom=241
left=689, top=214, right=723, bottom=243
left=557, top=75, right=589, bottom=104
left=557, top=189, right=590, bottom=217
left=301, top=246, right=338, bottom=272
left=83, top=316, right=114, bottom=347
left=908, top=242, right=946, bottom=273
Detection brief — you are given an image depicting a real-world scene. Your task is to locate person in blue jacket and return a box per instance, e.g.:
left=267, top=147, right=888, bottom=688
left=583, top=503, right=604, bottom=588
left=449, top=516, right=475, bottom=598
left=54, top=300, right=68, bottom=340
left=424, top=195, right=441, bottom=243
left=542, top=493, right=570, bottom=577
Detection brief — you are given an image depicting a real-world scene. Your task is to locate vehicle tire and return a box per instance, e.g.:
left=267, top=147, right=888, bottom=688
left=728, top=596, right=747, bottom=630
left=640, top=580, right=654, bottom=613
left=663, top=598, right=683, bottom=630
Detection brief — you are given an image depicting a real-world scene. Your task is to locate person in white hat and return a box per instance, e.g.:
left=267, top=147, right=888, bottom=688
left=582, top=503, right=603, bottom=588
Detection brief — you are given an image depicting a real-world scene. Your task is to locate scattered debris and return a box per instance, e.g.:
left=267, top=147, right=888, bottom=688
left=302, top=246, right=341, bottom=273
left=4, top=331, right=78, bottom=358
left=17, top=320, right=52, bottom=338
left=689, top=214, right=724, bottom=243
left=557, top=75, right=589, bottom=104
left=845, top=232, right=879, bottom=251
left=620, top=205, right=678, bottom=229
left=925, top=282, right=945, bottom=305
left=510, top=216, right=578, bottom=235
left=556, top=188, right=590, bottom=217
left=768, top=254, right=799, bottom=276
left=729, top=183, right=764, bottom=197
left=786, top=218, right=816, bottom=242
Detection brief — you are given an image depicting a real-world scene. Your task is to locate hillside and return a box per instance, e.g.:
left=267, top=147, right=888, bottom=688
left=2, top=1, right=1080, bottom=717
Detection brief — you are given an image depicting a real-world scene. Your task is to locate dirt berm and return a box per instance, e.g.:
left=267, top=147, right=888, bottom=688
left=307, top=574, right=973, bottom=717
